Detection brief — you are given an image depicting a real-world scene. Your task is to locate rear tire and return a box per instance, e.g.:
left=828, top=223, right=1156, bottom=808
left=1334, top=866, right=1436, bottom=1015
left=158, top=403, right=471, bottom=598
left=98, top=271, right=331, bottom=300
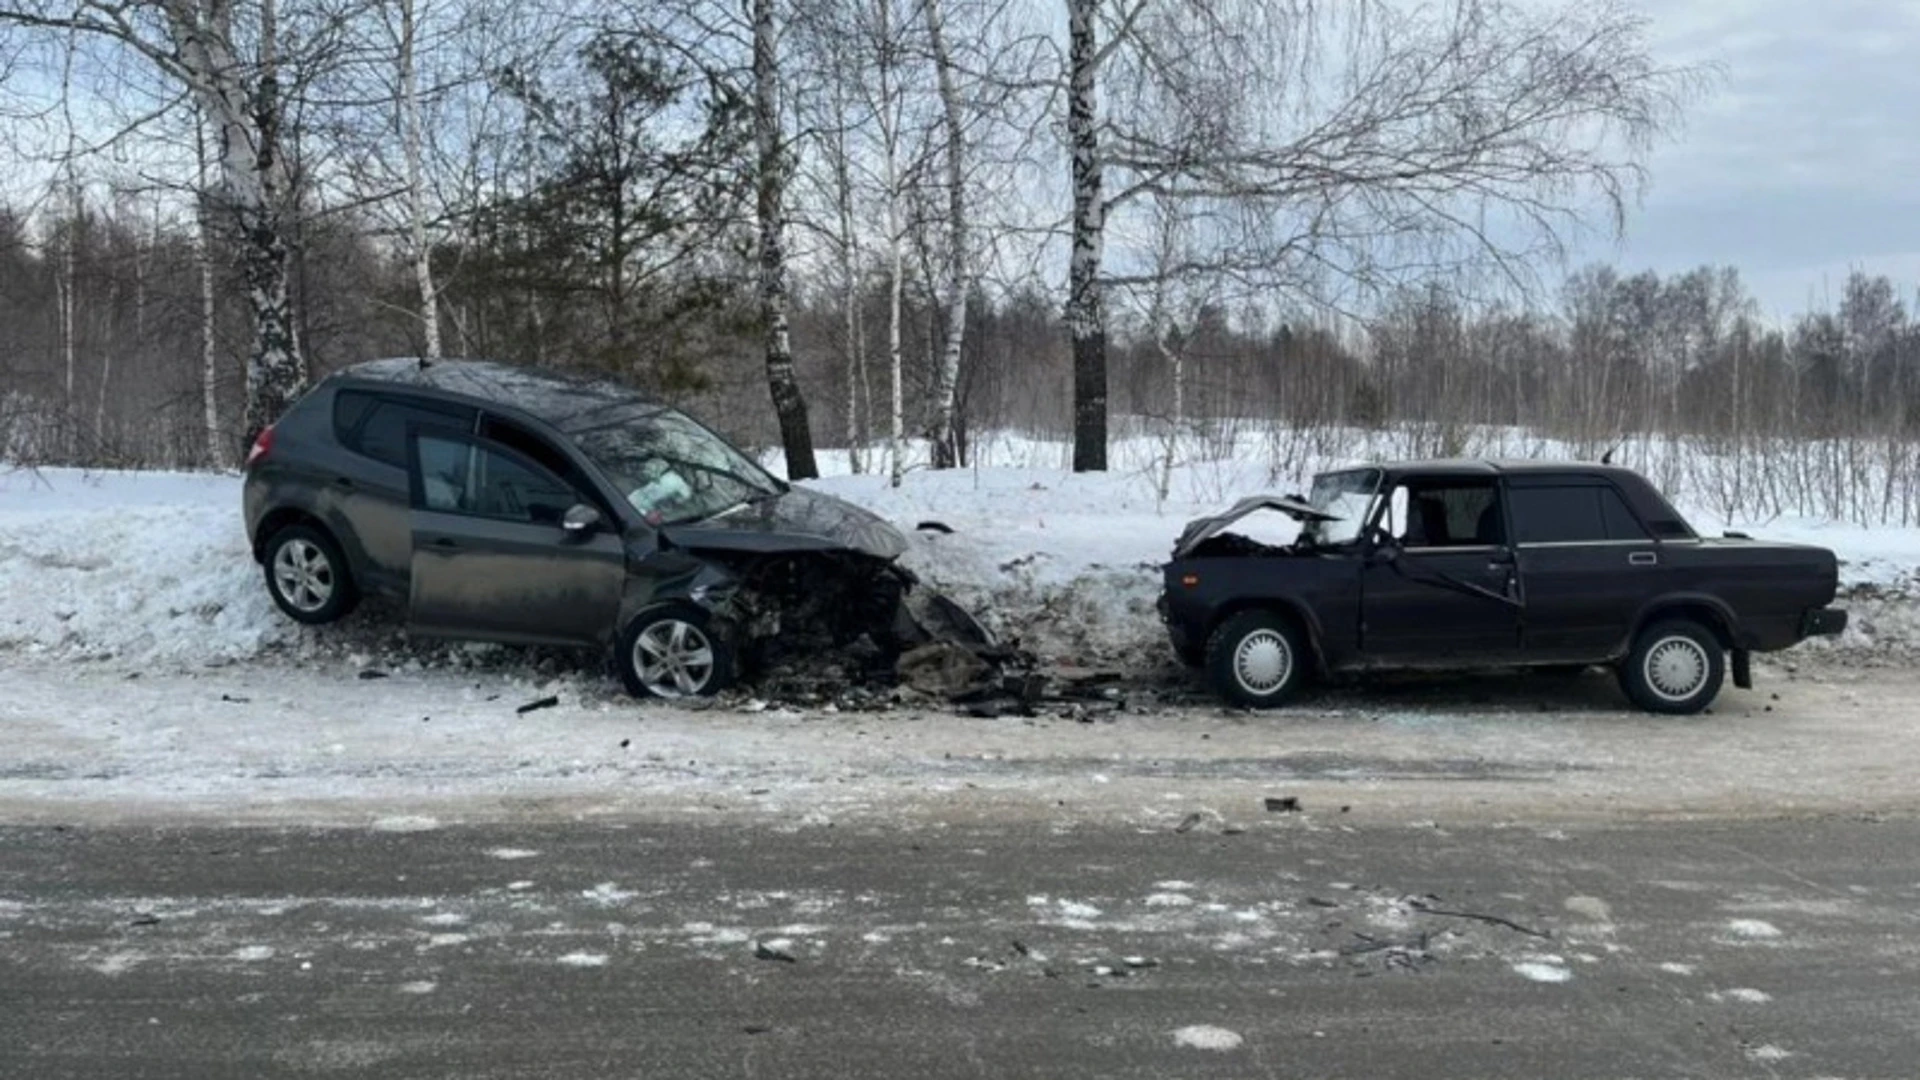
left=1205, top=610, right=1308, bottom=709
left=263, top=523, right=358, bottom=625
left=1619, top=619, right=1724, bottom=714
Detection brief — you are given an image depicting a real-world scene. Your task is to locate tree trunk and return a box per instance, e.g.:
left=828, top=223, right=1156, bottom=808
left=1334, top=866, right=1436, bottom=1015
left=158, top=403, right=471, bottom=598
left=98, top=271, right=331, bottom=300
left=877, top=0, right=905, bottom=488
left=399, top=0, right=441, bottom=359
left=754, top=0, right=819, bottom=480
left=829, top=69, right=865, bottom=474
left=922, top=0, right=965, bottom=470
left=1065, top=0, right=1107, bottom=472
left=196, top=106, right=222, bottom=466
left=58, top=190, right=76, bottom=455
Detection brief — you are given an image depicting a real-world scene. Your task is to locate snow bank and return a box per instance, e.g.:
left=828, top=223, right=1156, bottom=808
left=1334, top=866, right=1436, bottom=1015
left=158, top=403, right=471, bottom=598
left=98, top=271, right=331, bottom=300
left=4, top=448, right=1920, bottom=673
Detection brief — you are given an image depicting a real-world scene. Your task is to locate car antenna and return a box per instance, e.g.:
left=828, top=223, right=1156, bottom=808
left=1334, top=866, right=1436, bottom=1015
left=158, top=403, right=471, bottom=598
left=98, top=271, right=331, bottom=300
left=1600, top=443, right=1619, bottom=466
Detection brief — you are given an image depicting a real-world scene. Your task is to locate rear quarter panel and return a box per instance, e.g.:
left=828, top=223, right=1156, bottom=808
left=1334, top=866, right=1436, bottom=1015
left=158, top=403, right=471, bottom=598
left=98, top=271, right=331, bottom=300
left=1642, top=540, right=1838, bottom=651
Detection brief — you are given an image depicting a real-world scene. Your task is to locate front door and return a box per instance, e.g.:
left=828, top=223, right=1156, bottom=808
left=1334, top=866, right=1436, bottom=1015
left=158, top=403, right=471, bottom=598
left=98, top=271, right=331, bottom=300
left=1360, top=478, right=1521, bottom=663
left=405, top=428, right=625, bottom=646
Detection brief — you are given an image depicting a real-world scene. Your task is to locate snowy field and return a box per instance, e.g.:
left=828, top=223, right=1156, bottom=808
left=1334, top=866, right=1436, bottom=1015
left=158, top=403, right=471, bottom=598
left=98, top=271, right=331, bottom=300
left=4, top=431, right=1920, bottom=673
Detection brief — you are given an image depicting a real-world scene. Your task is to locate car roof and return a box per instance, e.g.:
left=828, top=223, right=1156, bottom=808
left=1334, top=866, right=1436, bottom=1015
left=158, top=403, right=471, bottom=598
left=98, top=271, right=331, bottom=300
left=336, top=357, right=669, bottom=434
left=1323, top=458, right=1647, bottom=482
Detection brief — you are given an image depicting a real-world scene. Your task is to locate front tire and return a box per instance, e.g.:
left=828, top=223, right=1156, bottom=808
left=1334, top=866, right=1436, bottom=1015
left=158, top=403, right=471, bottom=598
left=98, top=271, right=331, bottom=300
left=1619, top=619, right=1725, bottom=714
left=263, top=523, right=358, bottom=625
left=617, top=607, right=735, bottom=700
left=1205, top=610, right=1309, bottom=709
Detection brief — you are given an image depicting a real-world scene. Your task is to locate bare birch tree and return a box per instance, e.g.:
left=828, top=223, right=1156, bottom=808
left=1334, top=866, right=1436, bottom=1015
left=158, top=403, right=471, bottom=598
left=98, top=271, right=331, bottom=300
left=0, top=0, right=342, bottom=453
left=752, top=0, right=821, bottom=479
left=1059, top=0, right=1695, bottom=471
left=920, top=0, right=965, bottom=468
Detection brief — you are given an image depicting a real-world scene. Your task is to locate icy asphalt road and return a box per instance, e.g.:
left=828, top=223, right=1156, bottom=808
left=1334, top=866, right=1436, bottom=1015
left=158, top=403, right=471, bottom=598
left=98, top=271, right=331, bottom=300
left=4, top=657, right=1919, bottom=1077
left=1, top=656, right=1915, bottom=826
left=3, top=818, right=1918, bottom=1079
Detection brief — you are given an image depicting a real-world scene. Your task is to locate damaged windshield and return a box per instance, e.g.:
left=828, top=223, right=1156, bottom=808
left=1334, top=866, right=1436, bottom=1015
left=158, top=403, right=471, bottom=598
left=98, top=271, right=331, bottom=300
left=567, top=406, right=784, bottom=525
left=1302, top=468, right=1383, bottom=546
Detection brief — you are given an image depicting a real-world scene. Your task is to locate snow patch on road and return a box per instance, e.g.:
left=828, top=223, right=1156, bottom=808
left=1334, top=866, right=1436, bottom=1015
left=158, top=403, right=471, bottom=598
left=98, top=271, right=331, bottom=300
left=1657, top=961, right=1698, bottom=975
left=1511, top=956, right=1573, bottom=983
left=487, top=848, right=540, bottom=861
left=1563, top=896, right=1613, bottom=924
left=556, top=952, right=607, bottom=968
left=1745, top=1044, right=1791, bottom=1062
left=397, top=980, right=437, bottom=994
left=371, top=816, right=439, bottom=833
left=1172, top=1025, right=1244, bottom=1051
left=1725, top=918, right=1783, bottom=939
left=1714, top=987, right=1773, bottom=1003
left=232, top=945, right=275, bottom=962
left=91, top=951, right=142, bottom=975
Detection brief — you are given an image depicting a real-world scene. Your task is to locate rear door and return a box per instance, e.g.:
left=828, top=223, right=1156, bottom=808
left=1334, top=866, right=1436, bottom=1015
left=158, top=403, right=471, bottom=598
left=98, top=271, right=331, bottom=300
left=1360, top=478, right=1522, bottom=663
left=1508, top=476, right=1658, bottom=659
left=329, top=390, right=477, bottom=589
left=405, top=427, right=625, bottom=646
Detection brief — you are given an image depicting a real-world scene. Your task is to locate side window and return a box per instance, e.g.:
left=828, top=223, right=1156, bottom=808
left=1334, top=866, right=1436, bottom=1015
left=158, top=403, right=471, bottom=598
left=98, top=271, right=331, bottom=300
left=1509, top=486, right=1609, bottom=544
left=413, top=433, right=577, bottom=525
left=1394, top=482, right=1502, bottom=547
left=341, top=394, right=474, bottom=467
left=479, top=415, right=612, bottom=518
left=416, top=435, right=471, bottom=512
left=333, top=389, right=378, bottom=442
left=1599, top=487, right=1650, bottom=540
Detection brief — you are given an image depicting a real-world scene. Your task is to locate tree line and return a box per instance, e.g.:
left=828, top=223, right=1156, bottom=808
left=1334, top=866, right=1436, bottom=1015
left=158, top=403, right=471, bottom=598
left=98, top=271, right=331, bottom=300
left=0, top=0, right=1694, bottom=477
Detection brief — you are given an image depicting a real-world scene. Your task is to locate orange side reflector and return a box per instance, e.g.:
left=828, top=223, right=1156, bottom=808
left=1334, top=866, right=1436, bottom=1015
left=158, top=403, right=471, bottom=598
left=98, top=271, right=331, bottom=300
left=1181, top=574, right=1200, bottom=587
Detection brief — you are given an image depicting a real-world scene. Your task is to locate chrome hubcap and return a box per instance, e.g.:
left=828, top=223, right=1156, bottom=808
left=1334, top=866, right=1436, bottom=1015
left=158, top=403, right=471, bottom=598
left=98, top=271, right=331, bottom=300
left=1644, top=636, right=1709, bottom=701
left=272, top=539, right=334, bottom=613
left=1233, top=629, right=1292, bottom=696
left=634, top=620, right=716, bottom=698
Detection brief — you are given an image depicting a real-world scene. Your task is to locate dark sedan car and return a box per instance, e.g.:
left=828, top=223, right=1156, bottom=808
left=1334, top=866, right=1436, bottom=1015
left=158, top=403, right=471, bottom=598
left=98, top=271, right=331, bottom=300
left=243, top=358, right=980, bottom=698
left=1160, top=460, right=1847, bottom=714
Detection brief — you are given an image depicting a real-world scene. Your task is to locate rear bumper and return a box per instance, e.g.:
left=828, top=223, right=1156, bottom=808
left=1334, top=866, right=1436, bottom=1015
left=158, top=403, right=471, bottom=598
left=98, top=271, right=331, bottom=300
left=1802, top=607, right=1848, bottom=637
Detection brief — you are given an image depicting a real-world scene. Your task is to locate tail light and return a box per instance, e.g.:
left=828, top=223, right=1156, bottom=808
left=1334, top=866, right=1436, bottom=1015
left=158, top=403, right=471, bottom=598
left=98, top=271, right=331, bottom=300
left=246, top=425, right=275, bottom=468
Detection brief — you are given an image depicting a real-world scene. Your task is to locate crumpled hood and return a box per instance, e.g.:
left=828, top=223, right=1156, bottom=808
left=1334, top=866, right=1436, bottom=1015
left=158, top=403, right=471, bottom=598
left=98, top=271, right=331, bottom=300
left=1172, top=494, right=1337, bottom=558
left=659, top=485, right=909, bottom=560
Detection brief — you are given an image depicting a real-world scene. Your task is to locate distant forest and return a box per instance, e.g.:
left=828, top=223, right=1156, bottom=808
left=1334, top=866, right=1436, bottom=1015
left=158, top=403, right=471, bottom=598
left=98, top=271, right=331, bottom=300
left=2, top=197, right=1913, bottom=478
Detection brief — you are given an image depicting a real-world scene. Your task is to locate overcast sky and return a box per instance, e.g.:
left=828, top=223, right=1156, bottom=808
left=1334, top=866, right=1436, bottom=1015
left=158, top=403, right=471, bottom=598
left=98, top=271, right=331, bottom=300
left=1592, top=0, right=1920, bottom=316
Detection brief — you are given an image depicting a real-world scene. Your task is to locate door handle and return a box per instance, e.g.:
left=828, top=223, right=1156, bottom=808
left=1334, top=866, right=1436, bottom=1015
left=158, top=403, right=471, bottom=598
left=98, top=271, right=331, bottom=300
left=429, top=538, right=459, bottom=550
left=1629, top=551, right=1657, bottom=566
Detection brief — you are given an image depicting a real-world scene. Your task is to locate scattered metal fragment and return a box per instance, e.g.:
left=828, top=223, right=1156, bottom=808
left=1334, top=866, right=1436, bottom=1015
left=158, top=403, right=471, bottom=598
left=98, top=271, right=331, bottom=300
left=1408, top=898, right=1551, bottom=939
left=1264, top=796, right=1302, bottom=813
left=515, top=696, right=560, bottom=715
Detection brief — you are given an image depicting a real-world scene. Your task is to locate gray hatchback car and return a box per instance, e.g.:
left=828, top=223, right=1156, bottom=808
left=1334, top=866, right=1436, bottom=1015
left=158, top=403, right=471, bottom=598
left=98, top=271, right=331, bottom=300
left=243, top=358, right=971, bottom=698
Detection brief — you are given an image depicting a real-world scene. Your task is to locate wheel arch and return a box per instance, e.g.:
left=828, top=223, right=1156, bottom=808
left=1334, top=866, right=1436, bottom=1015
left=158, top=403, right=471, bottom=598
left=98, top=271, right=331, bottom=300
left=254, top=507, right=335, bottom=562
left=1205, top=597, right=1327, bottom=674
left=1629, top=594, right=1740, bottom=652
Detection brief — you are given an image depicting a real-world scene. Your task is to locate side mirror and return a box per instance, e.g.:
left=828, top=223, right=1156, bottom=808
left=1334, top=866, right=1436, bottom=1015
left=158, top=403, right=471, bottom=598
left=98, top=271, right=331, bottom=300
left=1365, top=528, right=1401, bottom=563
left=561, top=503, right=603, bottom=535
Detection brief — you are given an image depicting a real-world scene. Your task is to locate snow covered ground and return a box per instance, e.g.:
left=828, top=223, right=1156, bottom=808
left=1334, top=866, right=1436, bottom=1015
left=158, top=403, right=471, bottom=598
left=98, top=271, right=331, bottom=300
left=5, top=440, right=1918, bottom=825
left=4, top=434, right=1920, bottom=672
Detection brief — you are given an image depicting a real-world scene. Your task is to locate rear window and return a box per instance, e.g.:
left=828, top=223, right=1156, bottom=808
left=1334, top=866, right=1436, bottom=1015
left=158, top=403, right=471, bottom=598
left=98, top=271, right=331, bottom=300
left=1510, top=484, right=1651, bottom=543
left=334, top=390, right=473, bottom=467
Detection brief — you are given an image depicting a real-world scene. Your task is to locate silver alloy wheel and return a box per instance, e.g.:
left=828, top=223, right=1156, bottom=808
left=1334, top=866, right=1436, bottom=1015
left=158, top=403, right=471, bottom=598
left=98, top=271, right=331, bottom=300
left=272, top=538, right=335, bottom=613
left=1232, top=628, right=1293, bottom=697
left=633, top=619, right=717, bottom=698
left=1643, top=635, right=1710, bottom=702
